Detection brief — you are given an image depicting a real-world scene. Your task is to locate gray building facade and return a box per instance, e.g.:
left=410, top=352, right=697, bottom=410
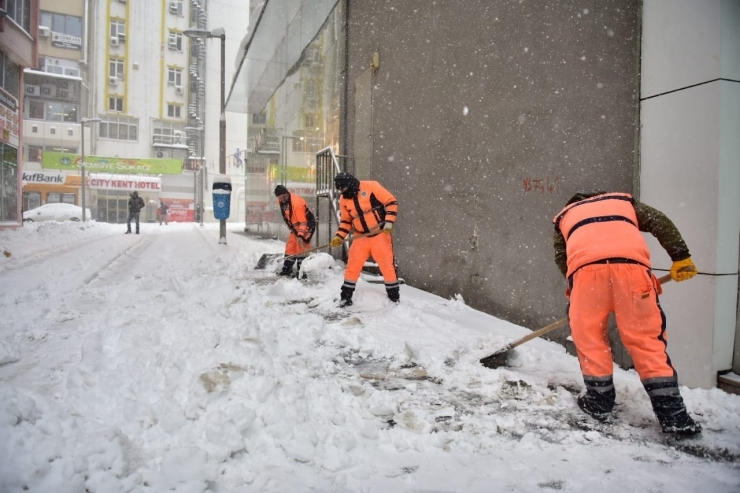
left=230, top=0, right=740, bottom=389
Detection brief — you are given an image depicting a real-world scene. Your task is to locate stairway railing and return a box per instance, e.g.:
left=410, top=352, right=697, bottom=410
left=315, top=147, right=354, bottom=248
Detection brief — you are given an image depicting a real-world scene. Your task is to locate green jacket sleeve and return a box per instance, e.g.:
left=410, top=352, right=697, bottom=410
left=553, top=228, right=568, bottom=278
left=633, top=200, right=691, bottom=261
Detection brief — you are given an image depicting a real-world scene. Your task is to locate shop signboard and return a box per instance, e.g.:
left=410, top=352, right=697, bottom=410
left=0, top=87, right=20, bottom=147
left=51, top=32, right=82, bottom=50
left=22, top=170, right=67, bottom=184
left=163, top=198, right=194, bottom=222
left=88, top=173, right=162, bottom=192
left=42, top=152, right=182, bottom=175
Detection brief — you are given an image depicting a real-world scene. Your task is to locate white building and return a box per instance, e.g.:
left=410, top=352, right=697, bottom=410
left=85, top=0, right=248, bottom=224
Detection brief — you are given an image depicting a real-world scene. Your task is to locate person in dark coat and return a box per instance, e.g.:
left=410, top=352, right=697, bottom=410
left=159, top=200, right=169, bottom=225
left=126, top=191, right=146, bottom=234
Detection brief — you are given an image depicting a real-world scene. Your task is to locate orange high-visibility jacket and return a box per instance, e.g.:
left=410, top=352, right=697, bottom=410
left=336, top=181, right=398, bottom=239
left=279, top=193, right=316, bottom=241
left=553, top=192, right=651, bottom=277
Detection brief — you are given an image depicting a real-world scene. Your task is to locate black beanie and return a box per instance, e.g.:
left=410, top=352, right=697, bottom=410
left=274, top=185, right=289, bottom=196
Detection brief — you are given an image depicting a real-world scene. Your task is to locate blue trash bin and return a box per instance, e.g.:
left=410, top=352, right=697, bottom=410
left=212, top=175, right=232, bottom=220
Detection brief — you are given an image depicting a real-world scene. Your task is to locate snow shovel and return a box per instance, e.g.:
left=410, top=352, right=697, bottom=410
left=479, top=270, right=683, bottom=369
left=254, top=229, right=381, bottom=270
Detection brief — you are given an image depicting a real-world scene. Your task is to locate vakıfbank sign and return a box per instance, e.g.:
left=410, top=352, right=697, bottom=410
left=42, top=152, right=183, bottom=175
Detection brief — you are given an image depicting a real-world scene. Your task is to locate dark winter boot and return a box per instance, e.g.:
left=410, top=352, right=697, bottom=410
left=644, top=377, right=701, bottom=435
left=278, top=259, right=295, bottom=277
left=339, top=281, right=355, bottom=308
left=577, top=375, right=616, bottom=422
left=295, top=259, right=307, bottom=279
left=386, top=282, right=400, bottom=303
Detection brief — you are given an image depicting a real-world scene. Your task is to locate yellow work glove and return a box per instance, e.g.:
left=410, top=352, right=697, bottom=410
left=670, top=257, right=698, bottom=282
left=330, top=236, right=343, bottom=247
left=383, top=222, right=394, bottom=235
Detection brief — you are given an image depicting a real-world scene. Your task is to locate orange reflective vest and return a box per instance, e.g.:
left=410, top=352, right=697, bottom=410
left=278, top=193, right=316, bottom=241
left=336, top=181, right=398, bottom=238
left=553, top=192, right=651, bottom=277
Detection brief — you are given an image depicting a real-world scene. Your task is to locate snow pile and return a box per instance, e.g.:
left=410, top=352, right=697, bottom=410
left=0, top=223, right=738, bottom=492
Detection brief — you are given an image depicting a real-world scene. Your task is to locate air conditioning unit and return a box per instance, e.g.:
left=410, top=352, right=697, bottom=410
left=25, top=85, right=40, bottom=96
left=168, top=38, right=179, bottom=50
left=41, top=85, right=54, bottom=96
left=169, top=2, right=179, bottom=14
left=38, top=26, right=50, bottom=38
left=175, top=86, right=184, bottom=95
left=109, top=77, right=119, bottom=87
left=110, top=37, right=120, bottom=47
left=117, top=33, right=126, bottom=43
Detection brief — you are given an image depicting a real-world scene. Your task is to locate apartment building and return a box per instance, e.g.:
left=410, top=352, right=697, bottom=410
left=22, top=0, right=248, bottom=225
left=0, top=0, right=39, bottom=228
left=21, top=0, right=86, bottom=214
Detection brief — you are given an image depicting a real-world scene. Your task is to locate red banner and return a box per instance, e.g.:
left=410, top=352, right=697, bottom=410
left=162, top=198, right=195, bottom=222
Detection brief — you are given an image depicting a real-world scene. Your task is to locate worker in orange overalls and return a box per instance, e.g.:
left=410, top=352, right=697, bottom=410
left=330, top=172, right=399, bottom=307
left=275, top=185, right=316, bottom=277
left=553, top=190, right=701, bottom=435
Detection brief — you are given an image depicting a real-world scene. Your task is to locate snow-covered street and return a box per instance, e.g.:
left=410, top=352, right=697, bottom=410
left=0, top=222, right=738, bottom=492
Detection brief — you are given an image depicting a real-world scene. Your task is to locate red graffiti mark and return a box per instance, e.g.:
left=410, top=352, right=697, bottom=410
left=523, top=176, right=562, bottom=194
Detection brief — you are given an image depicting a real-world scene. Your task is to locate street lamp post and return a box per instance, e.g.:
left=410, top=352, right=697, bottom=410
left=185, top=126, right=205, bottom=226
left=80, top=117, right=101, bottom=222
left=184, top=26, right=227, bottom=244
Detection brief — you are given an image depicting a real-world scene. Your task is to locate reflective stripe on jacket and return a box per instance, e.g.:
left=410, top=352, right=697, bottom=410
left=336, top=181, right=398, bottom=238
left=553, top=192, right=651, bottom=277
left=279, top=193, right=316, bottom=241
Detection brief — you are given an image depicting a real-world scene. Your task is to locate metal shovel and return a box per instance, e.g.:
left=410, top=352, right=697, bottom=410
left=479, top=271, right=678, bottom=369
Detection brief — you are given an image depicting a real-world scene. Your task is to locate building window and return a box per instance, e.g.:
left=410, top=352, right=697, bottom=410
left=6, top=0, right=32, bottom=33
left=109, top=97, right=124, bottom=112
left=1, top=144, right=18, bottom=222
left=252, top=112, right=266, bottom=125
left=26, top=145, right=44, bottom=162
left=100, top=116, right=138, bottom=141
left=110, top=19, right=125, bottom=39
left=109, top=58, right=124, bottom=79
left=304, top=114, right=315, bottom=128
left=152, top=121, right=186, bottom=146
left=167, top=104, right=182, bottom=119
left=46, top=102, right=78, bottom=122
left=0, top=52, right=20, bottom=98
left=167, top=67, right=182, bottom=86
left=40, top=11, right=83, bottom=38
left=169, top=0, right=184, bottom=16
left=168, top=31, right=183, bottom=51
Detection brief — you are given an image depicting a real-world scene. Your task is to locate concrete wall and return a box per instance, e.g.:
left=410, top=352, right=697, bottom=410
left=640, top=0, right=740, bottom=388
left=345, top=1, right=641, bottom=339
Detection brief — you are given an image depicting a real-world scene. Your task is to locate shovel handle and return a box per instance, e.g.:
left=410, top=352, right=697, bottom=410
left=281, top=229, right=381, bottom=260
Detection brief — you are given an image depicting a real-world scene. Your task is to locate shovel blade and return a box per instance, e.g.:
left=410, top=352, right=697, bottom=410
left=479, top=349, right=511, bottom=369
left=255, top=253, right=283, bottom=270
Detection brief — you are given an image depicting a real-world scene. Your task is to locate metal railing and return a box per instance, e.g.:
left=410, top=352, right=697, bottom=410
left=315, top=146, right=354, bottom=248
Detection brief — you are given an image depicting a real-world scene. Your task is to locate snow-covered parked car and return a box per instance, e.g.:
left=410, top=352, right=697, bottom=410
left=22, top=203, right=92, bottom=222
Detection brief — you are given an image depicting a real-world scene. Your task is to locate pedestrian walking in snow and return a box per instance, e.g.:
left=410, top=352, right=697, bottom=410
left=275, top=185, right=316, bottom=277
left=553, top=190, right=701, bottom=435
left=330, top=172, right=399, bottom=307
left=126, top=191, right=146, bottom=234
left=158, top=200, right=169, bottom=225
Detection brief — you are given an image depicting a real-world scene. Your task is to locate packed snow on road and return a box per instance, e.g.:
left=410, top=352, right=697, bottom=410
left=0, top=222, right=738, bottom=492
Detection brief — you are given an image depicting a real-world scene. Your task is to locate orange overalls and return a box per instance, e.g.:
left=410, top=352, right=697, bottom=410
left=279, top=193, right=315, bottom=257
left=553, top=193, right=677, bottom=393
left=335, top=181, right=399, bottom=299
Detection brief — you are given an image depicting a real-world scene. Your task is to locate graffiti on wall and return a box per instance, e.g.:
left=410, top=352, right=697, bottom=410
left=522, top=176, right=562, bottom=195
